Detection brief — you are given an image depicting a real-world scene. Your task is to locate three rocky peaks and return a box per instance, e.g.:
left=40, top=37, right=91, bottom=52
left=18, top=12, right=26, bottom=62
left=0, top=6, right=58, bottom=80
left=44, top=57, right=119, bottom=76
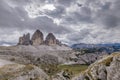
left=18, top=30, right=61, bottom=46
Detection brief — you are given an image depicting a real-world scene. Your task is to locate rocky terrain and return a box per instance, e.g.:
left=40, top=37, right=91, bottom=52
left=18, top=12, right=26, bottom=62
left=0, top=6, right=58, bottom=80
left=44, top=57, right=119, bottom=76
left=0, top=60, right=48, bottom=80
left=0, top=45, right=119, bottom=80
left=0, top=30, right=115, bottom=80
left=73, top=52, right=120, bottom=80
left=0, top=45, right=72, bottom=80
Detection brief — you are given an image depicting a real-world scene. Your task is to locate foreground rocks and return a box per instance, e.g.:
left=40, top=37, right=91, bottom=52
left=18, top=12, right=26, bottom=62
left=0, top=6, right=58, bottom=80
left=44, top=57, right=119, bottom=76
left=0, top=63, right=48, bottom=80
left=73, top=52, right=120, bottom=80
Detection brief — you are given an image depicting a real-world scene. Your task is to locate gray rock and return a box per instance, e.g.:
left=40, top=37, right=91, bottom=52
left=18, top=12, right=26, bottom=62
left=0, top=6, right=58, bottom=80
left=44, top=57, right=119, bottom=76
left=18, top=33, right=31, bottom=45
left=31, top=29, right=44, bottom=45
left=18, top=30, right=63, bottom=46
left=107, top=55, right=120, bottom=80
left=74, top=53, right=120, bottom=80
left=0, top=63, right=48, bottom=80
left=45, top=33, right=61, bottom=46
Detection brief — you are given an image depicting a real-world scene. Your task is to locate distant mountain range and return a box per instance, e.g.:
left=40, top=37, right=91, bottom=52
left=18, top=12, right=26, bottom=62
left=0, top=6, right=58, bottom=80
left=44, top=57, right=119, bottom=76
left=71, top=43, right=120, bottom=53
left=71, top=43, right=120, bottom=48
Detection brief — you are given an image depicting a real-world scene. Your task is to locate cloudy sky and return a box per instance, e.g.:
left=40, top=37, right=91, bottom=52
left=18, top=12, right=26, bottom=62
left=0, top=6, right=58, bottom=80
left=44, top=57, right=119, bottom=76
left=0, top=0, right=120, bottom=46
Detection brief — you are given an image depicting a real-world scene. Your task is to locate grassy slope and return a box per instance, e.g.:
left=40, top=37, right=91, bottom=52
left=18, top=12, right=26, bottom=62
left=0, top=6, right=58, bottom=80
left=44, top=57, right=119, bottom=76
left=58, top=64, right=88, bottom=75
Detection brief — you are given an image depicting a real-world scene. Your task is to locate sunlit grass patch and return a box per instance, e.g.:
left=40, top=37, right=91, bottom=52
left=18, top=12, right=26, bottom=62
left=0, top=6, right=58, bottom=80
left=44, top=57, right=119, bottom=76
left=58, top=64, right=88, bottom=75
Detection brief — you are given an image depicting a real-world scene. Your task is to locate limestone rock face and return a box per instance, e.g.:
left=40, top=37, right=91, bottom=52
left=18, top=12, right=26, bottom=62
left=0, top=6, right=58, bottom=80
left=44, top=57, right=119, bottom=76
left=45, top=33, right=59, bottom=45
left=18, top=30, right=62, bottom=46
left=31, top=30, right=44, bottom=45
left=18, top=33, right=31, bottom=45
left=74, top=53, right=120, bottom=80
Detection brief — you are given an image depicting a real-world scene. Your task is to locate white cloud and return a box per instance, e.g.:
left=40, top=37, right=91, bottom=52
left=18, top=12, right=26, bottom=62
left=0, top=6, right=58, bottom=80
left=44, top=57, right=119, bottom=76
left=53, top=18, right=61, bottom=25
left=1, top=44, right=11, bottom=46
left=24, top=2, right=56, bottom=18
left=42, top=4, right=56, bottom=11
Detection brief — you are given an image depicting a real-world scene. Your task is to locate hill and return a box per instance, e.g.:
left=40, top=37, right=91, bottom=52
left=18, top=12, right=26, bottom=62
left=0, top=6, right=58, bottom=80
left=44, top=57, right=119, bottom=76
left=73, top=52, right=120, bottom=80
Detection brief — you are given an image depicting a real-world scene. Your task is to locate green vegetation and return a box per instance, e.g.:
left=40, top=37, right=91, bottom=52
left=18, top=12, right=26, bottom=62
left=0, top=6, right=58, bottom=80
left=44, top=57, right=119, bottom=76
left=39, top=63, right=88, bottom=79
left=58, top=64, right=88, bottom=75
left=74, top=48, right=99, bottom=54
left=58, top=64, right=88, bottom=79
left=10, top=57, right=15, bottom=61
left=24, top=64, right=34, bottom=70
left=99, top=56, right=113, bottom=66
left=40, top=63, right=60, bottom=76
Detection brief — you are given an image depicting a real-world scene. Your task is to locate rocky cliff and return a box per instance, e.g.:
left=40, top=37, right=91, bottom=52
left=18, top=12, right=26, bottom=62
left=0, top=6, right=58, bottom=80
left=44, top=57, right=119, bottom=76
left=45, top=33, right=60, bottom=45
left=73, top=52, right=120, bottom=80
left=18, top=30, right=62, bottom=46
left=31, top=29, right=44, bottom=45
left=18, top=33, right=31, bottom=45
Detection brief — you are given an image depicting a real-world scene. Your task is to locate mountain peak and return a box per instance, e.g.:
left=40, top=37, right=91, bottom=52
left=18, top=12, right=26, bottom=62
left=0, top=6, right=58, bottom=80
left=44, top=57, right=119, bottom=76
left=18, top=30, right=62, bottom=46
left=18, top=33, right=31, bottom=45
left=45, top=33, right=57, bottom=45
left=31, top=30, right=44, bottom=45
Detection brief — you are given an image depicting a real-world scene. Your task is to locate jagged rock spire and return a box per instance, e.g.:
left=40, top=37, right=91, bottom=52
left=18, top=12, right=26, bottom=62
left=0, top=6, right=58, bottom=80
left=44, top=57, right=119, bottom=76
left=18, top=30, right=62, bottom=46
left=18, top=33, right=31, bottom=45
left=45, top=33, right=57, bottom=45
left=31, top=29, right=44, bottom=45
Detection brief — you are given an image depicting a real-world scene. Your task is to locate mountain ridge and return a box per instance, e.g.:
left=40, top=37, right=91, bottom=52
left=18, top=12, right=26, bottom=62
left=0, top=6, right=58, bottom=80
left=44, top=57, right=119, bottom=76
left=71, top=43, right=120, bottom=48
left=18, top=29, right=62, bottom=46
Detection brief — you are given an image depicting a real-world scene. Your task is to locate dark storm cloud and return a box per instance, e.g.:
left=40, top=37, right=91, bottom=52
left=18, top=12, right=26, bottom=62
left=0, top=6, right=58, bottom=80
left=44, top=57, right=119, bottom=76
left=24, top=16, right=72, bottom=34
left=101, top=15, right=119, bottom=28
left=8, top=0, right=31, bottom=6
left=58, top=0, right=120, bottom=29
left=0, top=0, right=28, bottom=29
left=55, top=0, right=74, bottom=7
left=67, top=29, right=91, bottom=43
left=90, top=0, right=120, bottom=28
left=101, top=2, right=111, bottom=10
left=0, top=0, right=72, bottom=34
left=64, top=6, right=92, bottom=25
